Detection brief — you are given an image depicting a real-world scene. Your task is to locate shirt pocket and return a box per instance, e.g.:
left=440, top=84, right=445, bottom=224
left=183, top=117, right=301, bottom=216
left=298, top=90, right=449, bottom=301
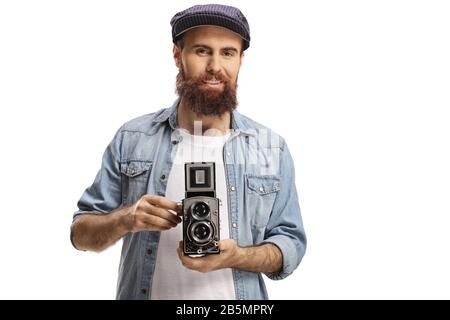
left=120, top=160, right=153, bottom=205
left=244, top=174, right=281, bottom=231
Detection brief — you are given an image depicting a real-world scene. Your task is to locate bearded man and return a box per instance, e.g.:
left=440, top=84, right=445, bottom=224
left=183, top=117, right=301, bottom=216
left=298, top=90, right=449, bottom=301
left=71, top=4, right=306, bottom=300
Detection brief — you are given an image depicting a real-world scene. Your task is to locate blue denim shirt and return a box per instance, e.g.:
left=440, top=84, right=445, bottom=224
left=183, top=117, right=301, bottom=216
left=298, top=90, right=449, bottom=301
left=73, top=100, right=306, bottom=300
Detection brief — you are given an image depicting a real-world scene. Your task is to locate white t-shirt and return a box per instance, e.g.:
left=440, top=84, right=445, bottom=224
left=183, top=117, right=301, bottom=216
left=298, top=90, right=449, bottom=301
left=150, top=129, right=235, bottom=300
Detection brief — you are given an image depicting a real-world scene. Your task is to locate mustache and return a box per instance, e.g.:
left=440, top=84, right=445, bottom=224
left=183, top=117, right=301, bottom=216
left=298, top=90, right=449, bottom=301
left=190, top=72, right=229, bottom=84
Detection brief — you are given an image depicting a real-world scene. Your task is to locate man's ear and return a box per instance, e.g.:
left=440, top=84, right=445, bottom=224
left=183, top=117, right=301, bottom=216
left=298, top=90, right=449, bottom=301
left=173, top=45, right=181, bottom=69
left=240, top=51, right=245, bottom=67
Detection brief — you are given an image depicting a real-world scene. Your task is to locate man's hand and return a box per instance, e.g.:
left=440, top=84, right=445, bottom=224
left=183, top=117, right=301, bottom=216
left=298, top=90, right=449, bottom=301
left=71, top=194, right=181, bottom=252
left=177, top=239, right=239, bottom=273
left=124, top=195, right=182, bottom=233
left=177, top=239, right=283, bottom=274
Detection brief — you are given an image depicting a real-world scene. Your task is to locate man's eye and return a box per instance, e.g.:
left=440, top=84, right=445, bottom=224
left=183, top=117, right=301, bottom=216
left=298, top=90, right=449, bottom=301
left=223, top=51, right=234, bottom=57
left=197, top=49, right=208, bottom=55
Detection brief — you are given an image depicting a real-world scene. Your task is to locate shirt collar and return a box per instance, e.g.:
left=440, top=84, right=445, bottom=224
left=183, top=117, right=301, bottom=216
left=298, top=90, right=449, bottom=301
left=153, top=99, right=256, bottom=136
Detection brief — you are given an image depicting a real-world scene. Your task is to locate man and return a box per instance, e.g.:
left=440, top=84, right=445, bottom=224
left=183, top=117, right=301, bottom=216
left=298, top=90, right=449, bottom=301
left=71, top=4, right=306, bottom=300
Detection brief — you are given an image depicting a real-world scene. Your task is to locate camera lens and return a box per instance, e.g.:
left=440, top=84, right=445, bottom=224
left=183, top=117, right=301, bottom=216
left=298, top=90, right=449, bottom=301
left=191, top=201, right=210, bottom=219
left=194, top=224, right=210, bottom=240
left=190, top=221, right=213, bottom=244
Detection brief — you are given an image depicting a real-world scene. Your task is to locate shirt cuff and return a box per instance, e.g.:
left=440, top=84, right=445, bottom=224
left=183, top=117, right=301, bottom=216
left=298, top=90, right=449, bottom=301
left=262, top=235, right=297, bottom=280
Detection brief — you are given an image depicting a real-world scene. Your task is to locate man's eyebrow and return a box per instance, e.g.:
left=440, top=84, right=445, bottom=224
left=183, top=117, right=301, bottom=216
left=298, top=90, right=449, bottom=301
left=191, top=44, right=213, bottom=50
left=221, top=47, right=239, bottom=53
left=191, top=44, right=239, bottom=53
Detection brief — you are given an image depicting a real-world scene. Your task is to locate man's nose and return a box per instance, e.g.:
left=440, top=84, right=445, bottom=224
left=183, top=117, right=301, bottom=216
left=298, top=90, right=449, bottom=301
left=206, top=55, right=221, bottom=74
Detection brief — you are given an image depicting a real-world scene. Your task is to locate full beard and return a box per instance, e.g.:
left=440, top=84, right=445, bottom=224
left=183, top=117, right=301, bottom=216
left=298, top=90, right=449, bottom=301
left=175, top=65, right=238, bottom=117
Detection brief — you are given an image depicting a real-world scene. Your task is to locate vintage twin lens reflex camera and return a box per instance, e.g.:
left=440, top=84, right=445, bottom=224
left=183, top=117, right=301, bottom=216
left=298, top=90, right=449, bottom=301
left=182, top=162, right=220, bottom=255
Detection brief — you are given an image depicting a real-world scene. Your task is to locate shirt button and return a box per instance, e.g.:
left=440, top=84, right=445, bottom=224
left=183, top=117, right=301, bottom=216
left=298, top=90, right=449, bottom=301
left=227, top=152, right=231, bottom=156
left=172, top=140, right=178, bottom=145
left=259, top=186, right=265, bottom=192
left=160, top=175, right=166, bottom=180
left=232, top=223, right=237, bottom=228
left=230, top=186, right=235, bottom=191
left=147, top=248, right=152, bottom=255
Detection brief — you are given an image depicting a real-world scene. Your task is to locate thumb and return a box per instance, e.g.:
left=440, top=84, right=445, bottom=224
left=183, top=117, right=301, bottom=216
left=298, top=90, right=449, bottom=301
left=219, top=239, right=236, bottom=251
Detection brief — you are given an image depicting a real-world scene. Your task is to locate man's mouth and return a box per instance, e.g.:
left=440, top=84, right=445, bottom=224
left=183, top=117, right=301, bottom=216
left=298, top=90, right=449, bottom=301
left=202, top=79, right=224, bottom=88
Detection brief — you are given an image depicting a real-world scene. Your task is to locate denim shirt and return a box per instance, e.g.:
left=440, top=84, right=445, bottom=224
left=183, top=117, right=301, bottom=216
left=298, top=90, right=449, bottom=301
left=73, top=100, right=307, bottom=300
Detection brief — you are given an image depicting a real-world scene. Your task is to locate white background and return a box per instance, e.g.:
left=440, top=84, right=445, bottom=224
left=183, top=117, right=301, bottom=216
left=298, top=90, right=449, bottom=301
left=0, top=0, right=449, bottom=299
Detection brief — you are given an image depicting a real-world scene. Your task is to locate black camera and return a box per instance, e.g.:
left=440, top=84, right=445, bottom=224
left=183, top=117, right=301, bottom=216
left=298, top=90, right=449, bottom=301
left=182, top=162, right=220, bottom=255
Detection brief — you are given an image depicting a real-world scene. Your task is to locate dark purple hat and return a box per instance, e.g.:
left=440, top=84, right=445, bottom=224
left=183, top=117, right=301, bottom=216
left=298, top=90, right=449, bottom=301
left=170, top=4, right=251, bottom=50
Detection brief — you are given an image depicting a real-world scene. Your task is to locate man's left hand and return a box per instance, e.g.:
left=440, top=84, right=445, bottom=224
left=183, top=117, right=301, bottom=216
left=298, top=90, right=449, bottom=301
left=177, top=239, right=239, bottom=273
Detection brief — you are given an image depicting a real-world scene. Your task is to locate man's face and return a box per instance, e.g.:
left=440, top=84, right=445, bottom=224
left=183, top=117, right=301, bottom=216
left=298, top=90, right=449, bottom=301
left=174, top=26, right=244, bottom=116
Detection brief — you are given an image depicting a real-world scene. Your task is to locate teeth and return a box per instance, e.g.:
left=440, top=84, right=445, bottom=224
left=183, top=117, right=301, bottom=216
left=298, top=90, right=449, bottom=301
left=205, top=80, right=221, bottom=84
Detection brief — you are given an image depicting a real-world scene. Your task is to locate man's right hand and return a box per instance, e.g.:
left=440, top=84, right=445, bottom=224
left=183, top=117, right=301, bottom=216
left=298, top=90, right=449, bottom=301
left=124, top=195, right=182, bottom=233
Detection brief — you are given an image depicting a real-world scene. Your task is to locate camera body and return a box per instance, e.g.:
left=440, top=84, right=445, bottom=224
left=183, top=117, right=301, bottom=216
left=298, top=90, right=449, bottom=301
left=182, top=162, right=220, bottom=255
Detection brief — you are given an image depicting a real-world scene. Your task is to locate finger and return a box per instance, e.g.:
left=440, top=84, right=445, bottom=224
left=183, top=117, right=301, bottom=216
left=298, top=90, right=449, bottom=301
left=169, top=203, right=183, bottom=215
left=219, top=241, right=227, bottom=251
left=177, top=246, right=192, bottom=267
left=140, top=213, right=178, bottom=229
left=177, top=245, right=195, bottom=264
left=143, top=195, right=180, bottom=212
left=136, top=205, right=177, bottom=228
left=179, top=253, right=197, bottom=269
left=140, top=202, right=181, bottom=225
left=151, top=205, right=182, bottom=224
left=219, top=239, right=235, bottom=250
left=177, top=246, right=183, bottom=260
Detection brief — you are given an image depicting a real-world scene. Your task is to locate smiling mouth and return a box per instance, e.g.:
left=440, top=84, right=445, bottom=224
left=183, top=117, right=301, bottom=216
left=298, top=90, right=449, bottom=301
left=200, top=80, right=225, bottom=91
left=202, top=79, right=223, bottom=86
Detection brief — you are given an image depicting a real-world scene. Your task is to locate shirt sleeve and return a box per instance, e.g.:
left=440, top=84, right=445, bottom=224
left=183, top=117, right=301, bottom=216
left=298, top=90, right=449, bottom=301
left=72, top=127, right=123, bottom=222
left=262, top=141, right=307, bottom=280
